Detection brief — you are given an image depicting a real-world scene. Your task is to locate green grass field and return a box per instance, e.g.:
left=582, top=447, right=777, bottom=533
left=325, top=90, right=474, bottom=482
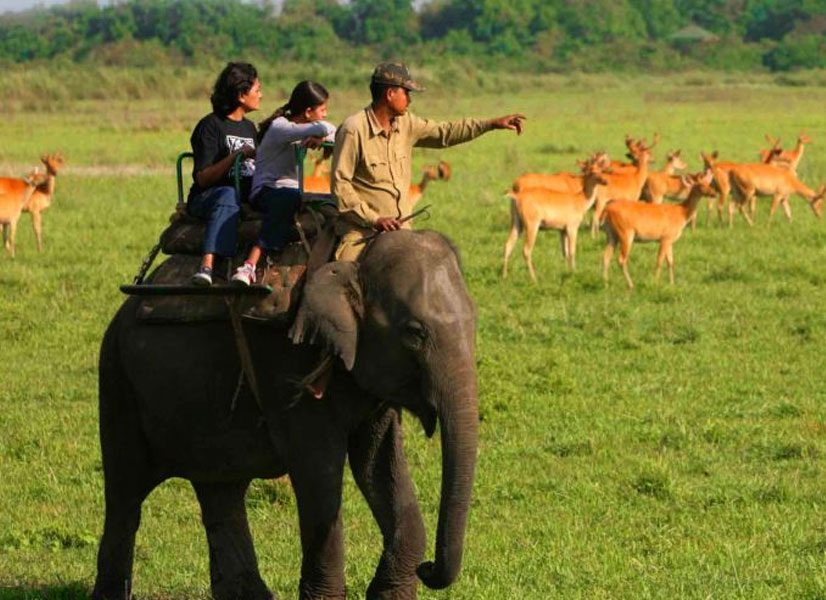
left=2, top=73, right=826, bottom=599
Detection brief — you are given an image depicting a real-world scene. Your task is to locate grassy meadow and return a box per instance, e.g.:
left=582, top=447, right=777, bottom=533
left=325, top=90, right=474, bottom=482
left=2, top=71, right=826, bottom=599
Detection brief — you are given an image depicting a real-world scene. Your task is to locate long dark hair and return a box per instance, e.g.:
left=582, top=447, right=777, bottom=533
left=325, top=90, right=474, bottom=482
left=258, top=80, right=329, bottom=142
left=210, top=62, right=258, bottom=116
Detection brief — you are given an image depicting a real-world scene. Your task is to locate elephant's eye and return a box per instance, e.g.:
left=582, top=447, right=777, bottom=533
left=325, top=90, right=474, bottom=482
left=402, top=321, right=427, bottom=348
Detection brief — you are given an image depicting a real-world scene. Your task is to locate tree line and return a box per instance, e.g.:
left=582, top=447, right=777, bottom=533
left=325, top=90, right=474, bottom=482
left=1, top=0, right=825, bottom=72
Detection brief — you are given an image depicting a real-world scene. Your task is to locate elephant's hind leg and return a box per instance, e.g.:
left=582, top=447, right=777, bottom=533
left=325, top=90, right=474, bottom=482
left=192, top=480, right=274, bottom=600
left=93, top=338, right=163, bottom=600
left=350, top=407, right=426, bottom=600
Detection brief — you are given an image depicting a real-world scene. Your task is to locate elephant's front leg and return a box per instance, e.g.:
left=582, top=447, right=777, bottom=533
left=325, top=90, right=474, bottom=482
left=288, top=411, right=349, bottom=600
left=192, top=480, right=273, bottom=600
left=349, top=407, right=426, bottom=600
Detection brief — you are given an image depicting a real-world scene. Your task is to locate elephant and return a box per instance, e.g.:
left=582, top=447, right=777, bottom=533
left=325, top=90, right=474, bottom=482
left=92, top=229, right=480, bottom=600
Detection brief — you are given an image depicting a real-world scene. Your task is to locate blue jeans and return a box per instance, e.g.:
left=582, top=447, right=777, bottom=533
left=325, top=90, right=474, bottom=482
left=187, top=186, right=240, bottom=257
left=251, top=186, right=301, bottom=251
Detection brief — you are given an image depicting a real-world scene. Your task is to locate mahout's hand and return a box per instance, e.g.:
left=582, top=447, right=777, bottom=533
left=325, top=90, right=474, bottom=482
left=375, top=217, right=402, bottom=232
left=490, top=114, right=526, bottom=135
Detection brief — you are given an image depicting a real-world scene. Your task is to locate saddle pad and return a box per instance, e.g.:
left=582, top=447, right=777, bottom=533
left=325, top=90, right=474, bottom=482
left=136, top=243, right=310, bottom=325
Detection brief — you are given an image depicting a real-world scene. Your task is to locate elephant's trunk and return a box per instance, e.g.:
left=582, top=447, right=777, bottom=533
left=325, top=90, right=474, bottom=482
left=417, top=367, right=479, bottom=590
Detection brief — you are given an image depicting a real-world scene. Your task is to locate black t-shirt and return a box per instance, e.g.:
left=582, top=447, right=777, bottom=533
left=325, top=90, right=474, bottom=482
left=188, top=112, right=257, bottom=201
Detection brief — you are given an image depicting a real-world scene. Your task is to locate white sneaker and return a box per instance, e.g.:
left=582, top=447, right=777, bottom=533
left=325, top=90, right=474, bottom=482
left=231, top=262, right=256, bottom=286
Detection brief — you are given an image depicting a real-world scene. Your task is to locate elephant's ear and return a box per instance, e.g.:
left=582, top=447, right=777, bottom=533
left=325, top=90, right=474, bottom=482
left=289, top=261, right=363, bottom=370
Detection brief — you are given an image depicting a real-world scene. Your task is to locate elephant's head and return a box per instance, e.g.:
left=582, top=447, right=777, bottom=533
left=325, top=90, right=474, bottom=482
left=290, top=229, right=479, bottom=589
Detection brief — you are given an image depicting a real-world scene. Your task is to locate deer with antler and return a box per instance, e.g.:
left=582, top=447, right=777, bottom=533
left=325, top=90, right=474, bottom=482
left=602, top=170, right=717, bottom=289
left=760, top=133, right=812, bottom=174
left=590, top=134, right=658, bottom=236
left=503, top=156, right=609, bottom=281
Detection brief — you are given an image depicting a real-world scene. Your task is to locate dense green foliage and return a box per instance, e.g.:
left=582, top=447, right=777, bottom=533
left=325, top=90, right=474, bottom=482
left=2, top=73, right=826, bottom=598
left=1, top=0, right=826, bottom=71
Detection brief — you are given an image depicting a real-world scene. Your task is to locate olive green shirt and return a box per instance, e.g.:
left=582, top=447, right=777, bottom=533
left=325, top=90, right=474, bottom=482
left=331, top=106, right=494, bottom=226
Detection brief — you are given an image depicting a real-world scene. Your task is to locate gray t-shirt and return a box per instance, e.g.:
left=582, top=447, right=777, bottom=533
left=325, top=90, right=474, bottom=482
left=251, top=116, right=335, bottom=198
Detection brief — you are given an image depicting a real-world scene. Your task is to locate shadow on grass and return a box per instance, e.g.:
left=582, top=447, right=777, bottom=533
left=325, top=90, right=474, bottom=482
left=0, top=583, right=89, bottom=600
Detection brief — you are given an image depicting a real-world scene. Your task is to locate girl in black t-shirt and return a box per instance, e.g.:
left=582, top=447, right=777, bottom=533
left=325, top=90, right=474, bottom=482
left=187, top=62, right=261, bottom=286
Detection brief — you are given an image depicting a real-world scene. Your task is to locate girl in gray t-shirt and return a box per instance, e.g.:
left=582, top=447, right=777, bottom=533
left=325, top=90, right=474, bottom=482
left=232, top=81, right=335, bottom=286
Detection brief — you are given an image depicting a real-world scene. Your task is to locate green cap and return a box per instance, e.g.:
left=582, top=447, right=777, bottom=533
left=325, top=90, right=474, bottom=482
left=371, top=62, right=425, bottom=92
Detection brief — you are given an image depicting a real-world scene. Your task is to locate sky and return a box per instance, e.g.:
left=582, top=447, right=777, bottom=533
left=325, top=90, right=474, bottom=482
left=0, top=0, right=430, bottom=15
left=1, top=0, right=69, bottom=11
left=0, top=0, right=284, bottom=14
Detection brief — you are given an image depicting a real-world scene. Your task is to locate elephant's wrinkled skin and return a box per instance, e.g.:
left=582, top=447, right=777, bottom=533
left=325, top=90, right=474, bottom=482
left=92, top=230, right=479, bottom=600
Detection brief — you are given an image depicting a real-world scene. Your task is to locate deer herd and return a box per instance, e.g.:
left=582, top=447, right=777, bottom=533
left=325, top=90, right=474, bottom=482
left=0, top=153, right=65, bottom=258
left=503, top=133, right=824, bottom=288
left=2, top=135, right=821, bottom=294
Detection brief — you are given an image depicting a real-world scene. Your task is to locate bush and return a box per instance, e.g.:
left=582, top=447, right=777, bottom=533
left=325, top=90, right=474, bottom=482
left=764, top=34, right=826, bottom=71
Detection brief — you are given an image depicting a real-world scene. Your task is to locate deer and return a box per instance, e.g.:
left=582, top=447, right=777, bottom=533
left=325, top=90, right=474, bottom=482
left=601, top=170, right=717, bottom=289
left=511, top=151, right=611, bottom=195
left=590, top=134, right=658, bottom=236
left=605, top=134, right=643, bottom=174
left=728, top=161, right=825, bottom=223
left=409, top=160, right=451, bottom=206
left=760, top=133, right=812, bottom=174
left=641, top=150, right=690, bottom=204
left=302, top=149, right=333, bottom=194
left=503, top=157, right=609, bottom=282
left=0, top=168, right=43, bottom=258
left=20, top=153, right=65, bottom=252
left=700, top=151, right=750, bottom=226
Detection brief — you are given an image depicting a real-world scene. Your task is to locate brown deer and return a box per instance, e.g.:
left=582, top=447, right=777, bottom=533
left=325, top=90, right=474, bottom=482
left=409, top=160, right=451, bottom=206
left=591, top=134, right=658, bottom=236
left=641, top=150, right=690, bottom=204
left=0, top=168, right=43, bottom=257
left=511, top=151, right=611, bottom=195
left=701, top=150, right=752, bottom=226
left=602, top=170, right=717, bottom=289
left=22, top=153, right=66, bottom=252
left=302, top=149, right=333, bottom=194
left=503, top=157, right=609, bottom=281
left=760, top=133, right=812, bottom=174
left=728, top=161, right=825, bottom=223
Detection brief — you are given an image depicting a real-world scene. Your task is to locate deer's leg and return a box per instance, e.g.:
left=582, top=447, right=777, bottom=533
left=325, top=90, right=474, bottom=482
left=502, top=206, right=521, bottom=278
left=31, top=210, right=43, bottom=252
left=739, top=199, right=754, bottom=226
left=7, top=216, right=18, bottom=258
left=768, top=194, right=782, bottom=222
left=618, top=233, right=635, bottom=290
left=602, top=229, right=617, bottom=283
left=591, top=200, right=604, bottom=237
left=666, top=244, right=675, bottom=285
left=558, top=230, right=568, bottom=265
left=567, top=226, right=578, bottom=271
left=654, top=242, right=667, bottom=282
left=523, top=222, right=541, bottom=283
left=192, top=480, right=273, bottom=600
left=781, top=195, right=793, bottom=222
